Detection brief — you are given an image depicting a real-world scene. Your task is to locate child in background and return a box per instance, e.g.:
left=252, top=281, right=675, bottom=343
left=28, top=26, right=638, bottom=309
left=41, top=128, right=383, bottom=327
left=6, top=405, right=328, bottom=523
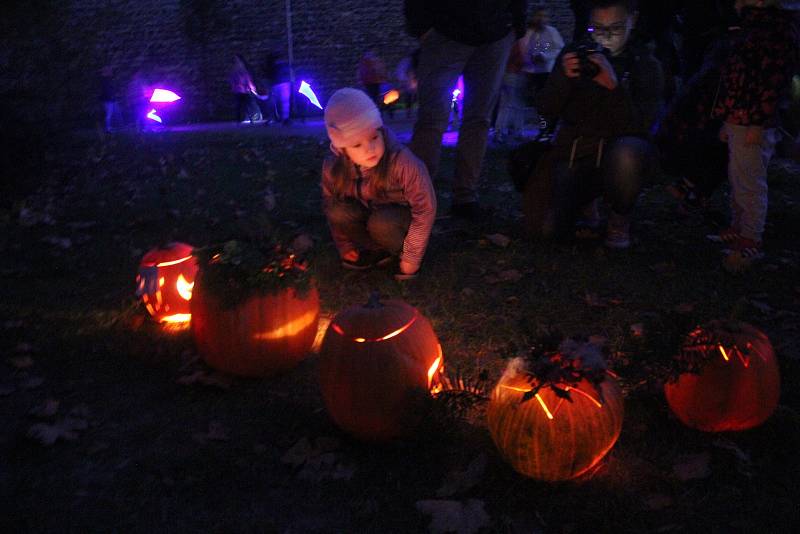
left=711, top=0, right=800, bottom=271
left=322, top=88, right=437, bottom=280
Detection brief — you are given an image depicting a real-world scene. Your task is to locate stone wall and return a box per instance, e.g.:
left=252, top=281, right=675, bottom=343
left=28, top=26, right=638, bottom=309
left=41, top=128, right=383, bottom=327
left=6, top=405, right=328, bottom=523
left=1, top=0, right=574, bottom=127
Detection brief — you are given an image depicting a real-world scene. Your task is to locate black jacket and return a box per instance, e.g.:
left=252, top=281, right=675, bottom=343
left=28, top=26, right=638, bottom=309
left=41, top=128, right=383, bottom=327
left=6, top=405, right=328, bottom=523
left=404, top=0, right=527, bottom=46
left=536, top=42, right=664, bottom=149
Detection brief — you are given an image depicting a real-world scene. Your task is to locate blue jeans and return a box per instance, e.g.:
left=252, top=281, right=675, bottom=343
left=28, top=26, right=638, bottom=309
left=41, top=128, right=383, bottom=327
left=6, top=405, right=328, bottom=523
left=411, top=30, right=515, bottom=204
left=724, top=123, right=778, bottom=242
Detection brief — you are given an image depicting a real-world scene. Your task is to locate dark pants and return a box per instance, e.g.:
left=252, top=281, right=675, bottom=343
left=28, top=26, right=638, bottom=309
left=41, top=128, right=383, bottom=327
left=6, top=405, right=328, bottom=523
left=524, top=136, right=653, bottom=238
left=325, top=199, right=411, bottom=254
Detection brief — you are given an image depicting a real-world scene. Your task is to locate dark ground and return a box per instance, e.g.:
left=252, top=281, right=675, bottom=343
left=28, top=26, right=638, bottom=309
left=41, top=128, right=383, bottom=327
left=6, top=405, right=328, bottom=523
left=2, top=121, right=800, bottom=533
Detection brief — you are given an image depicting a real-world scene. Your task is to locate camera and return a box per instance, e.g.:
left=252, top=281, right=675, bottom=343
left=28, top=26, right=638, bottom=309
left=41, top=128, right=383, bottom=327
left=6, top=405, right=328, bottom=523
left=564, top=40, right=606, bottom=78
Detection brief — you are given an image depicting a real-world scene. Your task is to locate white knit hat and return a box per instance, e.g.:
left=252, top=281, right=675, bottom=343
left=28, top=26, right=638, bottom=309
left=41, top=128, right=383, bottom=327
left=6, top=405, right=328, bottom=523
left=324, top=88, right=383, bottom=149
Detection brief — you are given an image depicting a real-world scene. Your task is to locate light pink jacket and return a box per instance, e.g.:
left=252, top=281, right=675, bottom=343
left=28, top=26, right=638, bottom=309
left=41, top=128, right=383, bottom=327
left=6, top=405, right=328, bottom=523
left=321, top=129, right=436, bottom=271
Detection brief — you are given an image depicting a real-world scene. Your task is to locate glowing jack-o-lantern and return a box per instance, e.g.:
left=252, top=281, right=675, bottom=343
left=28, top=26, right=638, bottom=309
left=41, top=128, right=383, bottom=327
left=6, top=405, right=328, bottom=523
left=318, top=294, right=443, bottom=441
left=664, top=321, right=780, bottom=432
left=487, top=357, right=624, bottom=481
left=136, top=242, right=198, bottom=323
left=191, top=277, right=320, bottom=377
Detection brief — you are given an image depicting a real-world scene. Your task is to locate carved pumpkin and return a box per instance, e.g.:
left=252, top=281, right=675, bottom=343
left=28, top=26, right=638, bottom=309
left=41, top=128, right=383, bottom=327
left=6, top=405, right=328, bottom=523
left=487, top=358, right=624, bottom=481
left=136, top=242, right=198, bottom=323
left=318, top=294, right=443, bottom=441
left=191, top=277, right=320, bottom=377
left=664, top=321, right=780, bottom=432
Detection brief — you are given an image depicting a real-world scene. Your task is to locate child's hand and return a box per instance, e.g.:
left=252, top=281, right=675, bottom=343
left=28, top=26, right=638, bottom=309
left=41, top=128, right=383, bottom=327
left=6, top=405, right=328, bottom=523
left=719, top=125, right=729, bottom=143
left=399, top=260, right=418, bottom=275
left=745, top=126, right=763, bottom=146
left=342, top=250, right=359, bottom=263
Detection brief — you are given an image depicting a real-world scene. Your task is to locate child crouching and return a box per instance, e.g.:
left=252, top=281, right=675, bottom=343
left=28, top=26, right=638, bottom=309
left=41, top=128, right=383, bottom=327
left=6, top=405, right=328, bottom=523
left=322, top=88, right=436, bottom=280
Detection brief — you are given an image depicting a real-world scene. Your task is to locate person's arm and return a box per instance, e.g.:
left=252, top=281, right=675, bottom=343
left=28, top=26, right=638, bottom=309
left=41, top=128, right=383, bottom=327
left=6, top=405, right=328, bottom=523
left=321, top=158, right=358, bottom=258
left=394, top=150, right=437, bottom=274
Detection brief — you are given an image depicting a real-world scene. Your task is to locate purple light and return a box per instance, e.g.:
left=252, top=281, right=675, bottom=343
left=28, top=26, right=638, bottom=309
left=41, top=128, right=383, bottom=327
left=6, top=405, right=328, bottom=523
left=150, top=88, right=181, bottom=103
left=298, top=81, right=323, bottom=110
left=451, top=75, right=464, bottom=102
left=146, top=109, right=163, bottom=123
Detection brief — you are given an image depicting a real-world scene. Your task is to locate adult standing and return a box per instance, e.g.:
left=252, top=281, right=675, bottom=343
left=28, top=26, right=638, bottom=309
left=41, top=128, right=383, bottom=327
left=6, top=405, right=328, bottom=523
left=522, top=6, right=565, bottom=96
left=405, top=0, right=528, bottom=220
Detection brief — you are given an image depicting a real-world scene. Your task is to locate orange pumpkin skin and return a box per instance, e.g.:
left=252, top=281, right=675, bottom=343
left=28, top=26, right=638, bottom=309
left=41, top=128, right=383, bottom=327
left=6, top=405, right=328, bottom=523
left=136, top=242, right=198, bottom=323
left=664, top=321, right=780, bottom=432
left=318, top=298, right=442, bottom=441
left=191, top=276, right=320, bottom=377
left=487, top=374, right=624, bottom=481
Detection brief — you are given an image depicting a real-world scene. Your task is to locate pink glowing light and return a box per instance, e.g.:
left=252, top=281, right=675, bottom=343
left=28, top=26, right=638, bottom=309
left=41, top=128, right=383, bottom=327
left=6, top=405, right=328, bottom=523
left=298, top=81, right=323, bottom=110
left=149, top=88, right=181, bottom=103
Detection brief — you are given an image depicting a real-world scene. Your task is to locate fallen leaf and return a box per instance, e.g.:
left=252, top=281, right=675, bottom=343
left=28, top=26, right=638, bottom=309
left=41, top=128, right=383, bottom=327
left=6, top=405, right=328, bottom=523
left=29, top=399, right=60, bottom=418
left=584, top=293, right=607, bottom=308
left=748, top=299, right=772, bottom=314
left=461, top=288, right=475, bottom=297
left=650, top=262, right=676, bottom=275
left=436, top=454, right=487, bottom=497
left=674, top=303, right=695, bottom=314
left=28, top=417, right=88, bottom=446
left=291, top=233, right=314, bottom=254
left=644, top=494, right=674, bottom=511
left=42, top=236, right=72, bottom=249
left=485, top=233, right=511, bottom=248
left=282, top=437, right=315, bottom=466
left=673, top=452, right=711, bottom=481
left=21, top=376, right=44, bottom=390
left=416, top=499, right=491, bottom=534
left=15, top=342, right=33, bottom=353
left=206, top=422, right=229, bottom=441
left=0, top=384, right=16, bottom=396
left=498, top=269, right=522, bottom=283
left=9, top=356, right=34, bottom=369
left=177, top=370, right=232, bottom=389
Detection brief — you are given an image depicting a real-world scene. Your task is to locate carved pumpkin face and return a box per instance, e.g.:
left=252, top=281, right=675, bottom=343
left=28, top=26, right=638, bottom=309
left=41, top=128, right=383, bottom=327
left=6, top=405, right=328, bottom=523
left=318, top=295, right=443, bottom=441
left=487, top=370, right=624, bottom=481
left=136, top=242, right=198, bottom=323
left=191, top=279, right=320, bottom=377
left=664, top=321, right=780, bottom=432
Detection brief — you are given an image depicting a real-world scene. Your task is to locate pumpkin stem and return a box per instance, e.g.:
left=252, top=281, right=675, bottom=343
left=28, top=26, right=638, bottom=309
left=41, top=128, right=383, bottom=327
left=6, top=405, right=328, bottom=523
left=365, top=291, right=384, bottom=309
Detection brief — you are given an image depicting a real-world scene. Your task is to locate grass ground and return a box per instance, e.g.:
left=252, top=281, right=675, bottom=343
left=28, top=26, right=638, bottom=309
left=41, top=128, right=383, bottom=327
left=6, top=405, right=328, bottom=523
left=2, top=127, right=799, bottom=533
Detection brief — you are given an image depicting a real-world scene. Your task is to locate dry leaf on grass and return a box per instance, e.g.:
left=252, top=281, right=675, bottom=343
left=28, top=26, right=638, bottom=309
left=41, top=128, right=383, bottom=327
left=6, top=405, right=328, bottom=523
left=28, top=417, right=88, bottom=446
left=282, top=437, right=354, bottom=482
left=673, top=452, right=711, bottom=481
left=9, top=356, right=34, bottom=369
left=436, top=453, right=487, bottom=497
left=485, top=233, right=511, bottom=248
left=29, top=399, right=60, bottom=418
left=416, top=499, right=491, bottom=534
left=176, top=370, right=232, bottom=389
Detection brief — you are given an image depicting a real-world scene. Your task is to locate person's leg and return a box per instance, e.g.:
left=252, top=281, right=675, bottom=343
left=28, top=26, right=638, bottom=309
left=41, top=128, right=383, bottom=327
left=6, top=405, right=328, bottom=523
left=410, top=31, right=472, bottom=181
left=603, top=137, right=651, bottom=215
left=325, top=199, right=376, bottom=251
left=602, top=136, right=652, bottom=248
left=104, top=101, right=114, bottom=132
left=453, top=32, right=515, bottom=205
left=494, top=74, right=516, bottom=140
left=366, top=204, right=413, bottom=255
left=724, top=123, right=777, bottom=243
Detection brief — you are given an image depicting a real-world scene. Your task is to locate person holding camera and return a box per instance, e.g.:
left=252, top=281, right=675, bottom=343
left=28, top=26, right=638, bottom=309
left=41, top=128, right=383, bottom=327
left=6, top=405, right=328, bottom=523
left=523, top=0, right=663, bottom=248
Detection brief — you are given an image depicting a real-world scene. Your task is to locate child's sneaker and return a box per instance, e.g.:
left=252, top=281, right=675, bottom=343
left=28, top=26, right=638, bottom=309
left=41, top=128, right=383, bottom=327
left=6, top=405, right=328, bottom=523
left=341, top=249, right=392, bottom=270
left=706, top=226, right=741, bottom=244
left=722, top=237, right=764, bottom=273
left=604, top=212, right=631, bottom=249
